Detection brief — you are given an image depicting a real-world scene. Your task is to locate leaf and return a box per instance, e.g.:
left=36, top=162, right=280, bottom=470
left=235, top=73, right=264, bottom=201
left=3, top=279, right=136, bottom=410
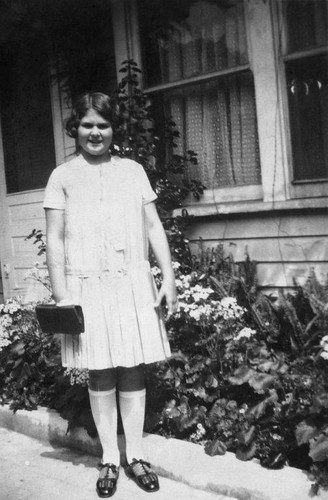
left=246, top=391, right=278, bottom=421
left=237, top=426, right=256, bottom=446
left=170, top=350, right=189, bottom=363
left=236, top=442, right=257, bottom=461
left=310, top=394, right=328, bottom=413
left=205, top=439, right=227, bottom=456
left=229, top=366, right=255, bottom=386
left=208, top=399, right=227, bottom=423
left=163, top=368, right=175, bottom=380
left=309, top=433, right=328, bottom=462
left=295, top=421, right=318, bottom=446
left=260, top=451, right=286, bottom=469
left=248, top=373, right=276, bottom=393
left=21, top=362, right=32, bottom=378
left=13, top=358, right=23, bottom=369
left=178, top=414, right=196, bottom=432
left=11, top=342, right=25, bottom=356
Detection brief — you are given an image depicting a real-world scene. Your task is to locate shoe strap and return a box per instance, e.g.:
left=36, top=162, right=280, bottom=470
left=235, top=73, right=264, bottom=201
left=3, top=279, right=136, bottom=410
left=98, top=463, right=119, bottom=479
left=130, top=459, right=152, bottom=477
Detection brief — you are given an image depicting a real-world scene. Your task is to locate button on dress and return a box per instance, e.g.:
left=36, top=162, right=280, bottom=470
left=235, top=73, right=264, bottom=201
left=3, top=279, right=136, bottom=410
left=43, top=155, right=171, bottom=369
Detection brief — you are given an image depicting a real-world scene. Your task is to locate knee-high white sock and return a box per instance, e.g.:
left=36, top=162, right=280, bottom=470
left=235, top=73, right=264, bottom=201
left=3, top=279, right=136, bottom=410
left=119, top=389, right=146, bottom=463
left=88, top=388, right=120, bottom=465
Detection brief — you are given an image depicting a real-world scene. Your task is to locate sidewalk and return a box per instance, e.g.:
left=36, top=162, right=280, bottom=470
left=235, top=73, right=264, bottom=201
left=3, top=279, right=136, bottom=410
left=0, top=405, right=326, bottom=500
left=0, top=427, right=227, bottom=500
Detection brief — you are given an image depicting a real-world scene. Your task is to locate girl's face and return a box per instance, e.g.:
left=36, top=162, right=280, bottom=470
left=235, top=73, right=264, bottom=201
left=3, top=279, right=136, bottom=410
left=77, top=108, right=113, bottom=158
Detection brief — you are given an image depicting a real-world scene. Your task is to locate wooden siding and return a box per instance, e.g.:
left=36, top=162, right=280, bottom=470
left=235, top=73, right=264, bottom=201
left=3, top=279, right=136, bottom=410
left=186, top=210, right=328, bottom=292
left=0, top=272, right=3, bottom=304
left=5, top=201, right=328, bottom=300
left=5, top=191, right=47, bottom=302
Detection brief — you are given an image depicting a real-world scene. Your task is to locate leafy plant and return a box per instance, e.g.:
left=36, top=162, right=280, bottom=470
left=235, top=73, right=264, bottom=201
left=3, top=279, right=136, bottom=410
left=112, top=59, right=205, bottom=215
left=144, top=252, right=328, bottom=495
left=0, top=297, right=62, bottom=412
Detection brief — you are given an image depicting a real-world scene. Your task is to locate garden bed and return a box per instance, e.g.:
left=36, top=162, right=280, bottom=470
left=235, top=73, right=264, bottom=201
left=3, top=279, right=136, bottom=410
left=1, top=249, right=328, bottom=495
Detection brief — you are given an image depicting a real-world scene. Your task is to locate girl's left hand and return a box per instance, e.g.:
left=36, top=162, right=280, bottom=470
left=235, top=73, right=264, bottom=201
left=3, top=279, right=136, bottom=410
left=154, top=278, right=178, bottom=317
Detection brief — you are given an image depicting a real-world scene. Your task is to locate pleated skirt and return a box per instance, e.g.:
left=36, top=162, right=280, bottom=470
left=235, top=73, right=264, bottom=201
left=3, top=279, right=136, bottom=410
left=61, top=261, right=171, bottom=369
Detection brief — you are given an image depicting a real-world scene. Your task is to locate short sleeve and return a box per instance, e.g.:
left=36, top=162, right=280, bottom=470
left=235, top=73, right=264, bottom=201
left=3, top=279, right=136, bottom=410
left=43, top=166, right=66, bottom=210
left=134, top=162, right=157, bottom=204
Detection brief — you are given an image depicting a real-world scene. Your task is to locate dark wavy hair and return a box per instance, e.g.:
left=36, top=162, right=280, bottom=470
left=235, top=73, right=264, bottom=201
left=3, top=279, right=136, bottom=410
left=65, top=92, right=118, bottom=138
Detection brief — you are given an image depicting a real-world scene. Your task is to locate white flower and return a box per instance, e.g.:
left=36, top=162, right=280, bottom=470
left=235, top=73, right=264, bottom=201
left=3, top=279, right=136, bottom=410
left=320, top=336, right=328, bottom=348
left=220, top=297, right=237, bottom=308
left=216, top=296, right=246, bottom=321
left=64, top=368, right=89, bottom=386
left=236, top=327, right=256, bottom=340
left=172, top=262, right=181, bottom=270
left=175, top=279, right=183, bottom=289
left=320, top=351, right=328, bottom=360
left=151, top=266, right=161, bottom=277
left=0, top=314, right=12, bottom=327
left=0, top=322, right=11, bottom=351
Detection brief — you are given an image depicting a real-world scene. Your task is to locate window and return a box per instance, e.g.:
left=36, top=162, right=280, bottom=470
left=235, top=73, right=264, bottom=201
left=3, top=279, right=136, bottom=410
left=138, top=0, right=261, bottom=190
left=283, top=0, right=328, bottom=182
left=0, top=0, right=118, bottom=192
left=0, top=34, right=57, bottom=193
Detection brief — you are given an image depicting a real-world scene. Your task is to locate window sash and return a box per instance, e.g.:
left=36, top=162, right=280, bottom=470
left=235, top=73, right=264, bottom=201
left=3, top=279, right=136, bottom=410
left=139, top=0, right=261, bottom=192
left=113, top=0, right=328, bottom=210
left=281, top=0, right=328, bottom=184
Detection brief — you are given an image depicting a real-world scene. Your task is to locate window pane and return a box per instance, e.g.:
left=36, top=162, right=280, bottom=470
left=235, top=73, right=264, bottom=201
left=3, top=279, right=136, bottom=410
left=153, top=73, right=261, bottom=188
left=139, top=0, right=249, bottom=86
left=284, top=0, right=328, bottom=53
left=286, top=54, right=328, bottom=181
left=0, top=35, right=57, bottom=193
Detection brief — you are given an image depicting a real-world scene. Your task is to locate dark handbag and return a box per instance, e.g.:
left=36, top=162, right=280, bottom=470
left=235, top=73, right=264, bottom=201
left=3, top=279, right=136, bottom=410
left=35, top=304, right=85, bottom=334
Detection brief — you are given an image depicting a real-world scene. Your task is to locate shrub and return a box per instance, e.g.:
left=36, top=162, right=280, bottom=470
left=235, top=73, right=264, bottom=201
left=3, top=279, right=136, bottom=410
left=0, top=296, right=62, bottom=412
left=143, top=256, right=328, bottom=494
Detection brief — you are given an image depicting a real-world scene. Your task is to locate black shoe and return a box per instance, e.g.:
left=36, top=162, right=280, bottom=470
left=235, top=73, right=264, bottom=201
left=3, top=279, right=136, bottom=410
left=96, top=463, right=119, bottom=498
left=126, top=458, right=159, bottom=493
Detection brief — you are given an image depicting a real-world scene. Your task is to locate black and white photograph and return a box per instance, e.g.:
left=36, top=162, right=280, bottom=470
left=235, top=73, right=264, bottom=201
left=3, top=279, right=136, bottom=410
left=0, top=1, right=327, bottom=499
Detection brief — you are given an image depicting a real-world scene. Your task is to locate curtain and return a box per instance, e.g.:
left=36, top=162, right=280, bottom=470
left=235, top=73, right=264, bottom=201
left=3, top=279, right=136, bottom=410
left=158, top=1, right=261, bottom=188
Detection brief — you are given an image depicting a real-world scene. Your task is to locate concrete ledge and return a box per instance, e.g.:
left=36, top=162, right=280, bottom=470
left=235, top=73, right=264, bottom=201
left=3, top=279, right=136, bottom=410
left=0, top=405, right=326, bottom=500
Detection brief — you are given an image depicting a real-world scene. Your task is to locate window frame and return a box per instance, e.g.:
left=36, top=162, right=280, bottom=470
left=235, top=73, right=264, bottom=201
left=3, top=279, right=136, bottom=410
left=141, top=0, right=264, bottom=205
left=110, top=0, right=328, bottom=217
left=274, top=0, right=328, bottom=200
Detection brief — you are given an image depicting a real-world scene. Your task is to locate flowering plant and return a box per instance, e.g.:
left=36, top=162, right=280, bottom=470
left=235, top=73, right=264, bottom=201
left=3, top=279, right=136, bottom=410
left=145, top=255, right=328, bottom=494
left=0, top=296, right=38, bottom=351
left=24, top=261, right=52, bottom=294
left=0, top=296, right=62, bottom=411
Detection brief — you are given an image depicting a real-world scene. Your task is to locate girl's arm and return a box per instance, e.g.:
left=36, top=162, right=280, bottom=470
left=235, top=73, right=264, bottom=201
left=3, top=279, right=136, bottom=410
left=145, top=202, right=177, bottom=316
left=45, top=208, right=71, bottom=304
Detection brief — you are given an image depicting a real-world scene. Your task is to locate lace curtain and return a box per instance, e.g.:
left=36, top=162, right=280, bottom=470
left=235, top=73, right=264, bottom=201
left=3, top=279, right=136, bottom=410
left=157, top=1, right=261, bottom=188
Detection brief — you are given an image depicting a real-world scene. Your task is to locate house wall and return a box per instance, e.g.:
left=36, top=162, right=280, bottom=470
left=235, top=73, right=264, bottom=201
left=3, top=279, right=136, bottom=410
left=4, top=192, right=46, bottom=302
left=1, top=0, right=327, bottom=303
left=186, top=208, right=328, bottom=294
left=0, top=271, right=3, bottom=304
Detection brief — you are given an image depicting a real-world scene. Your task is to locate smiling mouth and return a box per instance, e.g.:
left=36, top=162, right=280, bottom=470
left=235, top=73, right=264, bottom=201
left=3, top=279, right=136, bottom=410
left=89, top=140, right=102, bottom=145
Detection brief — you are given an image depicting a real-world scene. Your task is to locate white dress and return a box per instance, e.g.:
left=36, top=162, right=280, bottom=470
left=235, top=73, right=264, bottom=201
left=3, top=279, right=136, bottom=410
left=43, top=155, right=171, bottom=369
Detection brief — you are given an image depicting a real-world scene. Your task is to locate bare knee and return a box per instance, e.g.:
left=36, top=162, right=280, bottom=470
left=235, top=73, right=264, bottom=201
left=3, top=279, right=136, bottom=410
left=117, top=364, right=145, bottom=392
left=89, top=368, right=117, bottom=391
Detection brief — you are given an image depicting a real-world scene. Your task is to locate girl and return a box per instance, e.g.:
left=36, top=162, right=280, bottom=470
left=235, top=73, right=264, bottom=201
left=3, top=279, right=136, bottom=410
left=44, top=92, right=177, bottom=497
